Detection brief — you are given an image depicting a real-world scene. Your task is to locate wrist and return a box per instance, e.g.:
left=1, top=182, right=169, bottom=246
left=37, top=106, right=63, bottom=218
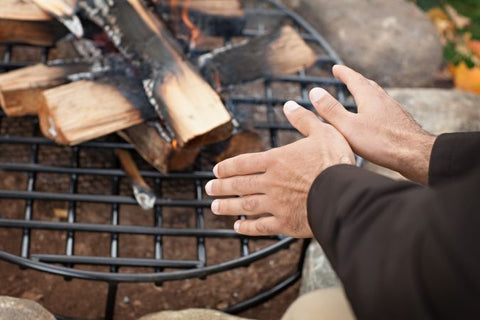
left=397, top=133, right=436, bottom=185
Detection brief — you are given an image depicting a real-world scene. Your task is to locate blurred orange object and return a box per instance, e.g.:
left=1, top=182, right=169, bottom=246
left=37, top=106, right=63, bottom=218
left=467, top=39, right=480, bottom=59
left=452, top=62, right=480, bottom=95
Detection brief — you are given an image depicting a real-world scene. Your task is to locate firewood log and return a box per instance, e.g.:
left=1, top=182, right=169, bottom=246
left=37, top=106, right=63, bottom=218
left=155, top=0, right=246, bottom=38
left=0, top=0, right=53, bottom=21
left=31, top=0, right=84, bottom=37
left=0, top=0, right=68, bottom=46
left=38, top=77, right=155, bottom=145
left=199, top=25, right=318, bottom=87
left=79, top=0, right=233, bottom=147
left=0, top=63, right=91, bottom=117
left=118, top=123, right=201, bottom=173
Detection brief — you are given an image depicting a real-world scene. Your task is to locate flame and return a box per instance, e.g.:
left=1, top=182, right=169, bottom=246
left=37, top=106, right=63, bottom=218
left=172, top=139, right=179, bottom=149
left=181, top=0, right=201, bottom=48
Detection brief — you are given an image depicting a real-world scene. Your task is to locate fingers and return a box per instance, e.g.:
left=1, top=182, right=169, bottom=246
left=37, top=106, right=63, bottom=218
left=283, top=100, right=321, bottom=136
left=211, top=195, right=271, bottom=216
left=234, top=216, right=281, bottom=236
left=206, top=175, right=264, bottom=197
left=309, top=87, right=353, bottom=130
left=213, top=152, right=267, bottom=178
left=332, top=65, right=384, bottom=103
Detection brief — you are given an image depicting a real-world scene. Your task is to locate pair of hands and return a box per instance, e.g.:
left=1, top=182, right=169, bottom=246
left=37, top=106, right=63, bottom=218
left=205, top=65, right=436, bottom=238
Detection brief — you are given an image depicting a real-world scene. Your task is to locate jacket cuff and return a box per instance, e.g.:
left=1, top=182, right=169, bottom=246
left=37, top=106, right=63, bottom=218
left=428, top=132, right=480, bottom=186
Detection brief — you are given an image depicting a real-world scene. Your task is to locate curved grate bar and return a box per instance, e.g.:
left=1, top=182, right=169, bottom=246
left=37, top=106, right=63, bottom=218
left=0, top=0, right=354, bottom=318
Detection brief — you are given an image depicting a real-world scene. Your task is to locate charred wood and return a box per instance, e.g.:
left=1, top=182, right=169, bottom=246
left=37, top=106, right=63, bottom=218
left=38, top=77, right=155, bottom=145
left=199, top=25, right=318, bottom=87
left=155, top=0, right=246, bottom=38
left=78, top=0, right=233, bottom=147
left=118, top=123, right=200, bottom=173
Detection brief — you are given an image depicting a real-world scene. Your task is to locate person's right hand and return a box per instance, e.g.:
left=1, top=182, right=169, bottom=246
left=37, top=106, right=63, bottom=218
left=310, top=65, right=436, bottom=185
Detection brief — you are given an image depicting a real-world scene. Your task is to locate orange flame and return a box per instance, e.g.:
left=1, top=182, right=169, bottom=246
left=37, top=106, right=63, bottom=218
left=181, top=0, right=201, bottom=48
left=172, top=139, right=179, bottom=149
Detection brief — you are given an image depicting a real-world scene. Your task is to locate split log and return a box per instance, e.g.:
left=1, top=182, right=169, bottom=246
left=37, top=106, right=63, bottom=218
left=155, top=0, right=246, bottom=38
left=79, top=0, right=233, bottom=147
left=38, top=77, right=155, bottom=145
left=0, top=0, right=53, bottom=21
left=0, top=20, right=67, bottom=46
left=199, top=25, right=318, bottom=87
left=31, top=0, right=84, bottom=37
left=0, top=0, right=68, bottom=46
left=0, top=63, right=91, bottom=117
left=118, top=123, right=200, bottom=173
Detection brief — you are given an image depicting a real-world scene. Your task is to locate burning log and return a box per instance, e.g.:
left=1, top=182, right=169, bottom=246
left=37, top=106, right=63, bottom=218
left=0, top=63, right=91, bottom=117
left=118, top=123, right=201, bottom=173
left=156, top=0, right=246, bottom=38
left=0, top=0, right=68, bottom=46
left=38, top=77, right=155, bottom=145
left=199, top=25, right=318, bottom=87
left=79, top=0, right=233, bottom=147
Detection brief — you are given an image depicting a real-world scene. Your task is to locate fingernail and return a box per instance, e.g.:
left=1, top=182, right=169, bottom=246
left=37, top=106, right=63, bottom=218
left=284, top=100, right=300, bottom=113
left=213, top=164, right=219, bottom=177
left=310, top=88, right=327, bottom=102
left=205, top=180, right=213, bottom=195
left=234, top=220, right=240, bottom=232
left=211, top=200, right=219, bottom=214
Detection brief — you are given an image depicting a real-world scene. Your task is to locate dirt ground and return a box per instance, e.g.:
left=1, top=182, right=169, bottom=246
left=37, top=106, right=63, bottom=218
left=0, top=113, right=304, bottom=320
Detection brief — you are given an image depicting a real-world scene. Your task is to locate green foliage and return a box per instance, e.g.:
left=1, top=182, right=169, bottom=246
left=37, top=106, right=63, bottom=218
left=444, top=42, right=476, bottom=68
left=447, top=0, right=480, bottom=39
left=415, top=0, right=442, bottom=11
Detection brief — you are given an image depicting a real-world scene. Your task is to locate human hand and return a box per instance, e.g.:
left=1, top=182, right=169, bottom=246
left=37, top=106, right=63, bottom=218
left=310, top=65, right=436, bottom=184
left=205, top=100, right=355, bottom=238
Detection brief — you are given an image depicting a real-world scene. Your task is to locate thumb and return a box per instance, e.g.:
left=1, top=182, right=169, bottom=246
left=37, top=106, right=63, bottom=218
left=309, top=88, right=353, bottom=130
left=283, top=100, right=321, bottom=137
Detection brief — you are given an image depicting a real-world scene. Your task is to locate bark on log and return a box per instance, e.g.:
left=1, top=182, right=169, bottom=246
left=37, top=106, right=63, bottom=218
left=118, top=123, right=200, bottom=173
left=199, top=25, right=318, bottom=87
left=0, top=63, right=91, bottom=117
left=79, top=0, right=233, bottom=147
left=38, top=77, right=155, bottom=145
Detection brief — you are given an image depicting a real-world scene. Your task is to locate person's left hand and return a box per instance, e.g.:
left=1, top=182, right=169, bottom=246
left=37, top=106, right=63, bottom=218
left=205, top=99, right=355, bottom=238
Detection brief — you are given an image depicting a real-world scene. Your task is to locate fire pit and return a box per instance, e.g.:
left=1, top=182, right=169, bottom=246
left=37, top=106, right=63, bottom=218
left=0, top=1, right=355, bottom=319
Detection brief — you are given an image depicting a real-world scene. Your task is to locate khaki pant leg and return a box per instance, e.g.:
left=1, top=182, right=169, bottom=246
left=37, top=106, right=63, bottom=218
left=281, top=287, right=356, bottom=320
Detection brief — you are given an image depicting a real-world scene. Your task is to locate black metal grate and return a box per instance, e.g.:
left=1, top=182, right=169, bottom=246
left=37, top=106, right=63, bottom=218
left=0, top=1, right=355, bottom=319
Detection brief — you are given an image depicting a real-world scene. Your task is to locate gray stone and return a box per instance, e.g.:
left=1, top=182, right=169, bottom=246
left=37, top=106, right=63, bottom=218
left=300, top=241, right=340, bottom=295
left=138, top=309, right=252, bottom=320
left=0, top=296, right=55, bottom=320
left=281, top=0, right=443, bottom=87
left=365, top=88, right=480, bottom=179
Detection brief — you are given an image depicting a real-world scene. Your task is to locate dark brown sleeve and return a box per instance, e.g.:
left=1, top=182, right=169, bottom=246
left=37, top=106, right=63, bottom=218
left=429, top=132, right=480, bottom=186
left=307, top=164, right=480, bottom=320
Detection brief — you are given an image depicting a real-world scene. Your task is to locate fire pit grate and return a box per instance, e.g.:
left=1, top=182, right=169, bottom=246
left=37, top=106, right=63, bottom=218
left=0, top=1, right=356, bottom=319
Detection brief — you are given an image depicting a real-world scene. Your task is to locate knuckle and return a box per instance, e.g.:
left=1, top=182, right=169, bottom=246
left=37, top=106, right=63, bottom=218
left=255, top=221, right=270, bottom=234
left=242, top=196, right=258, bottom=212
